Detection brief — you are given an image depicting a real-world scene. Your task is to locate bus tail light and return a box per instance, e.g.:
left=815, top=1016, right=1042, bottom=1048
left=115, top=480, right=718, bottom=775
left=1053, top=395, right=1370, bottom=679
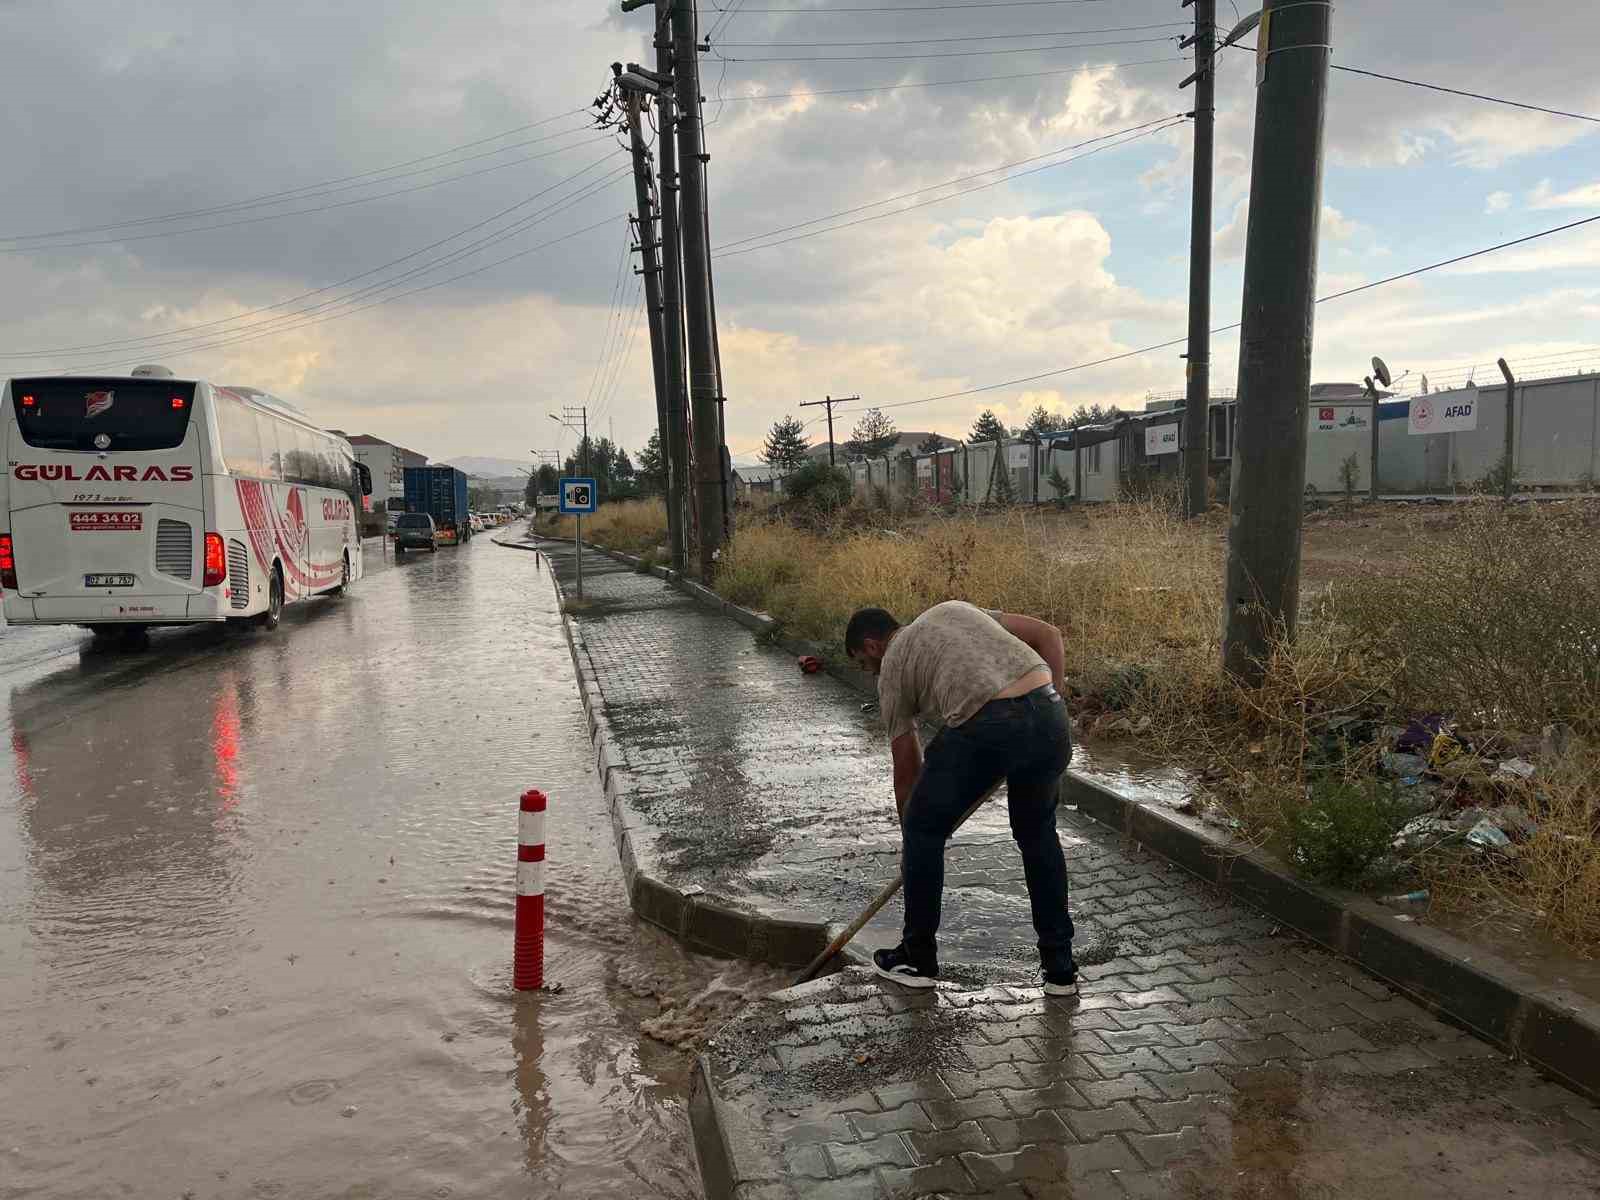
left=203, top=533, right=226, bottom=587
left=0, top=535, right=15, bottom=590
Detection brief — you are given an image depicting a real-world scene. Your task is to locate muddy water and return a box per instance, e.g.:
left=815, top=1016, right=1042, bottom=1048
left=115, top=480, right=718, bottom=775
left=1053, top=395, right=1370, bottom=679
left=0, top=541, right=780, bottom=1199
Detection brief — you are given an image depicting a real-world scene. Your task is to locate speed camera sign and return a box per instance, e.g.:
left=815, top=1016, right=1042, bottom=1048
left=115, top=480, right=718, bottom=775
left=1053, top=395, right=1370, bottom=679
left=559, top=477, right=597, bottom=514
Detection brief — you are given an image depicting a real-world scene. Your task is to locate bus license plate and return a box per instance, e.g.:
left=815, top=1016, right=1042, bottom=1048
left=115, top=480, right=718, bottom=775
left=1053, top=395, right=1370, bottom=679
left=86, top=574, right=136, bottom=588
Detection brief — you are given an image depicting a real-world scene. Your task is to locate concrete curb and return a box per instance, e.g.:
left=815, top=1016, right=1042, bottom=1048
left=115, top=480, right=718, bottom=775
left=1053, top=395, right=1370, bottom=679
left=530, top=532, right=1600, bottom=1106
left=1063, top=775, right=1600, bottom=1104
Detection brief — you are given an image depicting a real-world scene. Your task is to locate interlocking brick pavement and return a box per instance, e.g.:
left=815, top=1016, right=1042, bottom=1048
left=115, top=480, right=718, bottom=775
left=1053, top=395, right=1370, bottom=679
left=541, top=541, right=1600, bottom=1197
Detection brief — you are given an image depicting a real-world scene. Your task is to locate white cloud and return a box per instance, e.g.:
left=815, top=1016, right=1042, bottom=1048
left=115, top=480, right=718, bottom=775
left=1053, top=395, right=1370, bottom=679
left=1485, top=190, right=1512, bottom=213
left=1528, top=178, right=1600, bottom=209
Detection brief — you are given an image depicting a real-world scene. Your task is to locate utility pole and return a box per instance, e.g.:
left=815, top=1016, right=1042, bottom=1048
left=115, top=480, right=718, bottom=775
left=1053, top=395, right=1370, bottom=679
left=1179, top=0, right=1215, bottom=519
left=800, top=394, right=855, bottom=467
left=1220, top=0, right=1333, bottom=684
left=1497, top=357, right=1516, bottom=502
left=624, top=84, right=679, bottom=550
left=669, top=0, right=727, bottom=578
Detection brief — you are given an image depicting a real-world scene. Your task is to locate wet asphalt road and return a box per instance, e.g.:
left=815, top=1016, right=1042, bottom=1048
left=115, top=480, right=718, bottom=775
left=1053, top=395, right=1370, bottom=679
left=0, top=538, right=776, bottom=1199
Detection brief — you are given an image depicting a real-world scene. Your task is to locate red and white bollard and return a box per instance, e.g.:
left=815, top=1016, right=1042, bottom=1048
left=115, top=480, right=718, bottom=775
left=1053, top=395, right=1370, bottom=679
left=514, top=789, right=546, bottom=990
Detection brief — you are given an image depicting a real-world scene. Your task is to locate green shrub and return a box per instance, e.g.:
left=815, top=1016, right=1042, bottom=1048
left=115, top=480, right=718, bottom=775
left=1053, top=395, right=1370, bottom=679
left=784, top=461, right=853, bottom=512
left=1286, top=775, right=1407, bottom=887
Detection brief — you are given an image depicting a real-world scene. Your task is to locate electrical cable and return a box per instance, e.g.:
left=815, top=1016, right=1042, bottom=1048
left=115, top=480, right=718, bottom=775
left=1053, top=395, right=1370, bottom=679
left=44, top=170, right=629, bottom=369
left=49, top=209, right=626, bottom=377
left=0, top=122, right=598, bottom=246
left=0, top=152, right=633, bottom=358
left=714, top=113, right=1181, bottom=252
left=1331, top=64, right=1600, bottom=126
left=714, top=116, right=1187, bottom=257
left=0, top=134, right=615, bottom=253
left=706, top=57, right=1181, bottom=103
left=718, top=22, right=1187, bottom=46
left=709, top=1, right=1119, bottom=11
left=825, top=211, right=1600, bottom=416
left=583, top=225, right=638, bottom=415
left=718, top=34, right=1179, bottom=62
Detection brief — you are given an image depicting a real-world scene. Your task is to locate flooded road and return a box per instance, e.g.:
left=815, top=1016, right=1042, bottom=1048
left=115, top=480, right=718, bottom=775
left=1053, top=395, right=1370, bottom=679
left=0, top=539, right=778, bottom=1199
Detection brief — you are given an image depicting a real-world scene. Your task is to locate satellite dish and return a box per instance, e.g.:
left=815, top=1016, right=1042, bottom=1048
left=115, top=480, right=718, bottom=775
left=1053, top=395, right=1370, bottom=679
left=1371, top=357, right=1392, bottom=388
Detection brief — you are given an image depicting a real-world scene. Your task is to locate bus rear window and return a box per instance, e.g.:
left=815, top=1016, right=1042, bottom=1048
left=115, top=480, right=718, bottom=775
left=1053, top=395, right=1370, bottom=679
left=11, top=378, right=195, bottom=451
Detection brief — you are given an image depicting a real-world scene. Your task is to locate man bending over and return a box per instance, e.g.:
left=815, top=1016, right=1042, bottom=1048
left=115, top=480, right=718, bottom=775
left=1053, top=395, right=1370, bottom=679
left=846, top=601, right=1077, bottom=995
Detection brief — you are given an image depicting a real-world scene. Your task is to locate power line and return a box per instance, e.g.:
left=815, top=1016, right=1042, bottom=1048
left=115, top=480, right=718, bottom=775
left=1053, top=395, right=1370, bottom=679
left=583, top=226, right=637, bottom=416
left=1225, top=44, right=1600, bottom=127
left=715, top=114, right=1181, bottom=253
left=1331, top=64, right=1600, bottom=126
left=0, top=135, right=615, bottom=254
left=49, top=210, right=626, bottom=377
left=0, top=109, right=593, bottom=243
left=717, top=22, right=1185, bottom=46
left=827, top=212, right=1600, bottom=416
left=707, top=57, right=1182, bottom=103
left=717, top=34, right=1179, bottom=62
left=0, top=153, right=632, bottom=358
left=709, top=1, right=1118, bottom=10
left=714, top=116, right=1187, bottom=257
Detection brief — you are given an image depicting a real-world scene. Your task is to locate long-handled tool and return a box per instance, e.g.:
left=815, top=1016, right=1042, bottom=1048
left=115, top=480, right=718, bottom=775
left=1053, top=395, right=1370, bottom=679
left=791, top=785, right=997, bottom=986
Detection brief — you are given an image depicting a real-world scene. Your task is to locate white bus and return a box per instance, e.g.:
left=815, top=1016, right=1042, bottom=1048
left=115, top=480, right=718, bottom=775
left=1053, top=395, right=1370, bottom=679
left=1, top=365, right=372, bottom=638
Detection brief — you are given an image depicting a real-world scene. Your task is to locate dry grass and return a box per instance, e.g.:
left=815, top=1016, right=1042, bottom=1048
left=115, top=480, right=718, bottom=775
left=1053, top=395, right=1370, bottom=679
left=544, top=498, right=668, bottom=555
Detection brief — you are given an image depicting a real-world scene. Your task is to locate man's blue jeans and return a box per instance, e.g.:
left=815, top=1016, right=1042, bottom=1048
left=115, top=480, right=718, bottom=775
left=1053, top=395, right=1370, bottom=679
left=901, top=684, right=1075, bottom=979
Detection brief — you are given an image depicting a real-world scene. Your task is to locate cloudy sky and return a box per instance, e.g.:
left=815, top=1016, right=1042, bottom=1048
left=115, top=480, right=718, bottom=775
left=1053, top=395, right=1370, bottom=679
left=1, top=0, right=1596, bottom=467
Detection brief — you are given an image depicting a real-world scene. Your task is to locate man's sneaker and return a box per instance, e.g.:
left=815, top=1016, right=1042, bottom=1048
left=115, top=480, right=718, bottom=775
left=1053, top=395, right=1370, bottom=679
left=872, top=945, right=937, bottom=989
left=1043, top=974, right=1078, bottom=998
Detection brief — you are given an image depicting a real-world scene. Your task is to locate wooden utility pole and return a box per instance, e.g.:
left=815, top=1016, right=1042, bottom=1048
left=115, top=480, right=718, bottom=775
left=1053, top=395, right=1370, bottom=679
left=1180, top=0, right=1216, bottom=519
left=800, top=394, right=856, bottom=467
left=669, top=0, right=727, bottom=578
left=620, top=86, right=680, bottom=565
left=1220, top=0, right=1333, bottom=683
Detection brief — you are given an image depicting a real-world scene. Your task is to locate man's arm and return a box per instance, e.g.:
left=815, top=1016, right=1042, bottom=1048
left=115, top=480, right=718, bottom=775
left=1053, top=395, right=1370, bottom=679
left=890, top=730, right=923, bottom=824
left=997, top=612, right=1066, bottom=693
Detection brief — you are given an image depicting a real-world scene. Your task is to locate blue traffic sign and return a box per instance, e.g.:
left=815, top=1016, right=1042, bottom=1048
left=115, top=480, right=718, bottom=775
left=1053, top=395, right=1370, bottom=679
left=558, top=477, right=598, bottom=514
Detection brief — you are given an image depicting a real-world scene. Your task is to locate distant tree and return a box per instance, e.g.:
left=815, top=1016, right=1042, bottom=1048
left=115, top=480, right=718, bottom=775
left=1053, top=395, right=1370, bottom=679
left=1021, top=405, right=1068, bottom=444
left=563, top=436, right=638, bottom=501
left=468, top=486, right=491, bottom=511
left=636, top=430, right=667, bottom=495
left=917, top=432, right=947, bottom=455
left=1066, top=403, right=1126, bottom=429
left=845, top=407, right=900, bottom=461
left=762, top=415, right=811, bottom=471
left=523, top=472, right=538, bottom=508
left=969, top=410, right=1008, bottom=444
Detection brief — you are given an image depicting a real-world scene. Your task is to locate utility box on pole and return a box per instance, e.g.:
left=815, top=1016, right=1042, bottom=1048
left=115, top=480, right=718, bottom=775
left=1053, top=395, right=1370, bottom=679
left=1220, top=0, right=1333, bottom=683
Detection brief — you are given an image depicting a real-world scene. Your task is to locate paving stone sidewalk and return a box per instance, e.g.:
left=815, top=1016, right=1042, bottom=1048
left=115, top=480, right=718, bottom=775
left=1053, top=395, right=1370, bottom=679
left=537, top=539, right=1600, bottom=1198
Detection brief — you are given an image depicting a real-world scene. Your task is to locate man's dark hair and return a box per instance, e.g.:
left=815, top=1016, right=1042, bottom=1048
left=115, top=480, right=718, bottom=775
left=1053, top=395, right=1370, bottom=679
left=845, top=607, right=900, bottom=654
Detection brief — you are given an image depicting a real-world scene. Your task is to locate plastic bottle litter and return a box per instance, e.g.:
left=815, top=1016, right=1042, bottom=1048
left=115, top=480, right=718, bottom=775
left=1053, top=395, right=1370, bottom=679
left=1383, top=890, right=1430, bottom=904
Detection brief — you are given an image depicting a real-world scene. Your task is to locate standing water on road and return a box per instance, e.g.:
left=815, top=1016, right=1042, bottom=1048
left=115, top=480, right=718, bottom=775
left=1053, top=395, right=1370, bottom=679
left=0, top=540, right=778, bottom=1198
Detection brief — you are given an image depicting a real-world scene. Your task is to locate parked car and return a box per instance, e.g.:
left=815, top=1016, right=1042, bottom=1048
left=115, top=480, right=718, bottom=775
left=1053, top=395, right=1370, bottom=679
left=393, top=512, right=438, bottom=554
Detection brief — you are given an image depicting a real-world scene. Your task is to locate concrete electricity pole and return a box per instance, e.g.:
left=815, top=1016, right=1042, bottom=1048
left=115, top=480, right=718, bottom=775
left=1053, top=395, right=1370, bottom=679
left=1220, top=0, right=1333, bottom=683
left=1497, top=357, right=1516, bottom=502
left=623, top=0, right=691, bottom=572
left=800, top=394, right=856, bottom=467
left=1180, top=0, right=1216, bottom=520
left=617, top=74, right=681, bottom=566
left=668, top=0, right=728, bottom=578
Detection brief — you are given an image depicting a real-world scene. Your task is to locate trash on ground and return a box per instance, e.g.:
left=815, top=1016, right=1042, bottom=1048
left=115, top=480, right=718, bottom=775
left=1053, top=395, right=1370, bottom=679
left=1493, top=757, right=1536, bottom=782
left=1393, top=815, right=1456, bottom=851
left=1380, top=751, right=1427, bottom=780
left=797, top=655, right=822, bottom=674
left=1465, top=819, right=1512, bottom=850
left=1383, top=890, right=1430, bottom=904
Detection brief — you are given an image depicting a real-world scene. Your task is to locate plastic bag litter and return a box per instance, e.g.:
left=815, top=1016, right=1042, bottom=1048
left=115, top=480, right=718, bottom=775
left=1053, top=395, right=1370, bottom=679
left=1465, top=819, right=1512, bottom=850
left=1493, top=757, right=1536, bottom=782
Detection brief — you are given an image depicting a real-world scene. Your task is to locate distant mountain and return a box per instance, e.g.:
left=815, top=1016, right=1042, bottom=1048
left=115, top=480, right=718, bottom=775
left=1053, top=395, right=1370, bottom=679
left=446, top=456, right=530, bottom=479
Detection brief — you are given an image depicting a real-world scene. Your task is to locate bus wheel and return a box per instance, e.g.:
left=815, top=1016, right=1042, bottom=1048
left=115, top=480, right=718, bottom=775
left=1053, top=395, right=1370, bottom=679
left=119, top=625, right=150, bottom=649
left=87, top=624, right=118, bottom=639
left=332, top=553, right=350, bottom=597
left=255, top=567, right=284, bottom=631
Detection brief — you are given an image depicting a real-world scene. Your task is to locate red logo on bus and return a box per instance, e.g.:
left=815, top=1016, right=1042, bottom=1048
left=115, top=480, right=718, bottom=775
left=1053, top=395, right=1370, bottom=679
left=85, top=390, right=115, bottom=419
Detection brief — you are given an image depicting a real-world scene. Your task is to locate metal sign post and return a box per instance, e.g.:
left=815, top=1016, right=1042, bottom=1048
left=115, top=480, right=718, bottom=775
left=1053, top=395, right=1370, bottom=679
left=558, top=477, right=598, bottom=600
